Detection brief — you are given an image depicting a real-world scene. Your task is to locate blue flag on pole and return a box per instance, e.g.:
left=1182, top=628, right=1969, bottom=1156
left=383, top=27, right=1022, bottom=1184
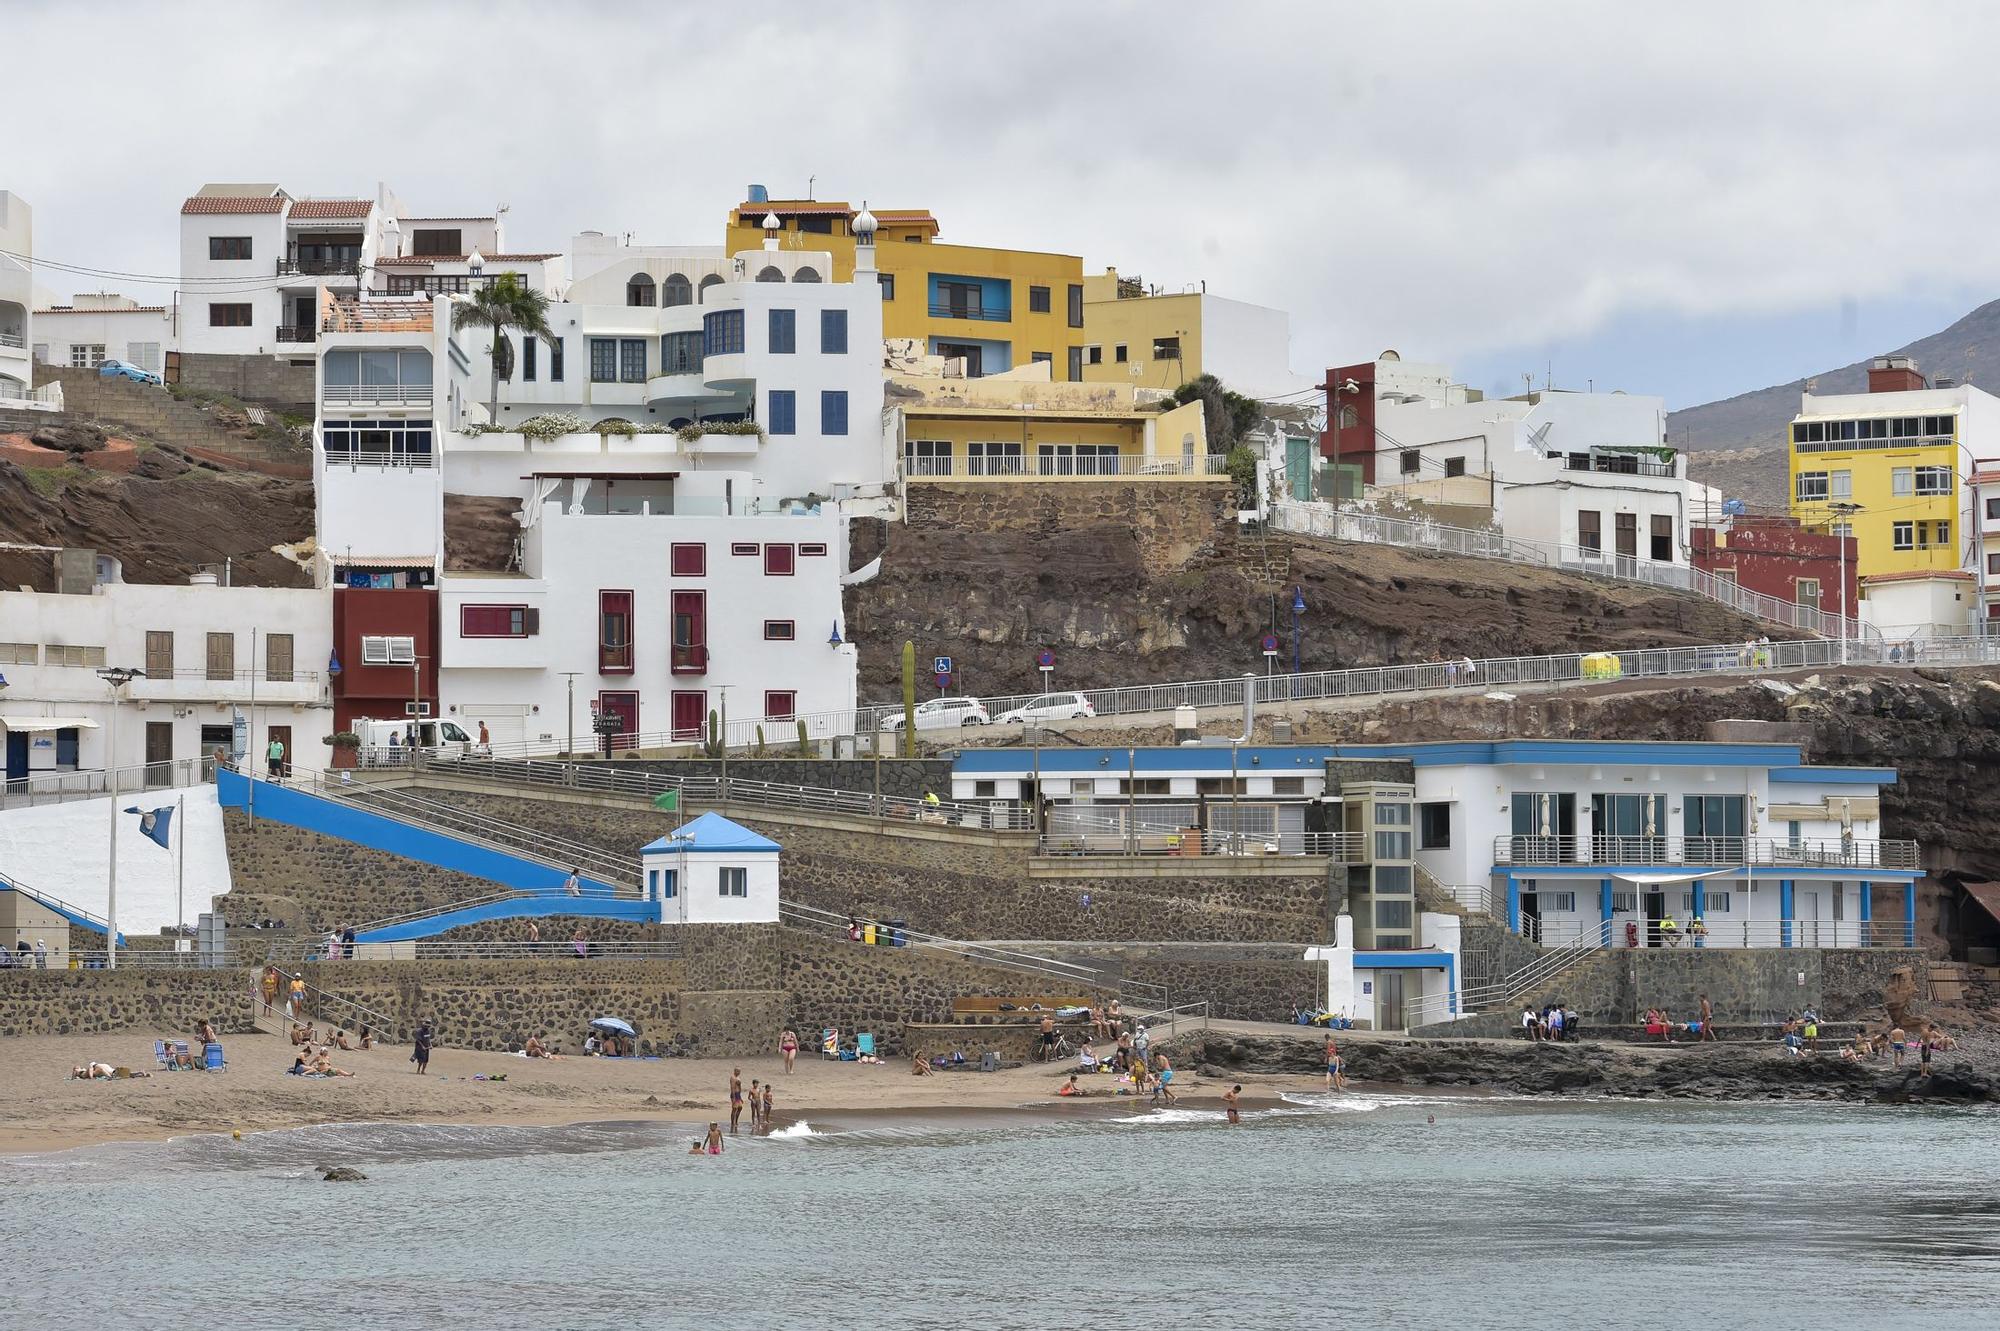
left=122, top=805, right=174, bottom=850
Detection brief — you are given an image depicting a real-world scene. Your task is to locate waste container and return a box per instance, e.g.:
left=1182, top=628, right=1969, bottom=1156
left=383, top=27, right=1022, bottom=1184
left=862, top=922, right=877, bottom=946
left=887, top=918, right=907, bottom=947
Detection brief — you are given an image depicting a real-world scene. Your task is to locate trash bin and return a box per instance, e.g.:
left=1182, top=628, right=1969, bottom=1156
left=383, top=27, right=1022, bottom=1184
left=887, top=919, right=907, bottom=947
left=862, top=922, right=877, bottom=946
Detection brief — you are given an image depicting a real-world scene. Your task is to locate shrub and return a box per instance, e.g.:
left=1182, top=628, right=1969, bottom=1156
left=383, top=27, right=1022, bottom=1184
left=517, top=412, right=585, bottom=440
left=674, top=420, right=765, bottom=444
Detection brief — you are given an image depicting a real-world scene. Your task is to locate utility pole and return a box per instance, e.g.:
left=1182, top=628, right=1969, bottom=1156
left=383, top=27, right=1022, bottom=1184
left=1828, top=501, right=1863, bottom=663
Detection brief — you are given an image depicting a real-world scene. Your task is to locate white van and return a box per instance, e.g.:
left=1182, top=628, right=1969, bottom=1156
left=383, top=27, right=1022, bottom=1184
left=355, top=717, right=479, bottom=766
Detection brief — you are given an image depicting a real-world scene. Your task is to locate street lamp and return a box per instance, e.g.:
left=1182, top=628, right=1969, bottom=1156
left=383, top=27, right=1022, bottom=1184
left=96, top=665, right=145, bottom=970
left=1827, top=501, right=1864, bottom=663
left=559, top=672, right=582, bottom=759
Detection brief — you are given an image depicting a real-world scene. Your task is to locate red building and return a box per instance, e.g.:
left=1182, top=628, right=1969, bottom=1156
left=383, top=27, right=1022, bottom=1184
left=331, top=582, right=439, bottom=737
left=1691, top=516, right=1857, bottom=620
left=1319, top=359, right=1382, bottom=483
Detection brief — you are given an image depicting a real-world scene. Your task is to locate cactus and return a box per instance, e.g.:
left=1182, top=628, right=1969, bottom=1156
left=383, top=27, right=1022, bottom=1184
left=796, top=718, right=810, bottom=758
left=706, top=708, right=720, bottom=759
left=901, top=640, right=917, bottom=752
left=754, top=725, right=766, bottom=757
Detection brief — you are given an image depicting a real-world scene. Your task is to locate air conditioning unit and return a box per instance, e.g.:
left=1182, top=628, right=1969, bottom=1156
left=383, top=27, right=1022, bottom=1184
left=403, top=701, right=433, bottom=717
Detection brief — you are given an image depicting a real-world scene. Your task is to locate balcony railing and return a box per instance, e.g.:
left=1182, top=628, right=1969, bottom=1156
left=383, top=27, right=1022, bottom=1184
left=670, top=643, right=708, bottom=675
left=1492, top=835, right=1921, bottom=871
left=927, top=303, right=1011, bottom=321
left=278, top=258, right=360, bottom=277
left=903, top=454, right=1231, bottom=480
left=1562, top=452, right=1676, bottom=478
left=0, top=331, right=25, bottom=349
left=321, top=446, right=437, bottom=469
left=276, top=325, right=317, bottom=343
left=136, top=667, right=322, bottom=685
left=323, top=300, right=433, bottom=334
left=322, top=383, right=433, bottom=404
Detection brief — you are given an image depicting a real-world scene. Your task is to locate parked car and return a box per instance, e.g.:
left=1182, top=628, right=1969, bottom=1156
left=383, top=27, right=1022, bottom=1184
left=97, top=358, right=163, bottom=386
left=880, top=697, right=991, bottom=731
left=996, top=692, right=1097, bottom=725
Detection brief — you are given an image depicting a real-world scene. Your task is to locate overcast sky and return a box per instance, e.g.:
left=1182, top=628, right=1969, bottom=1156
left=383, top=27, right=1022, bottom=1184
left=11, top=0, right=2000, bottom=409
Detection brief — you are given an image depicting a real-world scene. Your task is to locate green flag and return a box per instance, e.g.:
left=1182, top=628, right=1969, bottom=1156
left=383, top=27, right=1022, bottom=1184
left=653, top=790, right=680, bottom=813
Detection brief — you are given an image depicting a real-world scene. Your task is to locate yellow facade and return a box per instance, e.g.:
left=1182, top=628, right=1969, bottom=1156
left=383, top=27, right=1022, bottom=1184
left=1077, top=270, right=1205, bottom=391
left=895, top=376, right=1212, bottom=481
left=1789, top=419, right=1962, bottom=580
left=724, top=200, right=1084, bottom=378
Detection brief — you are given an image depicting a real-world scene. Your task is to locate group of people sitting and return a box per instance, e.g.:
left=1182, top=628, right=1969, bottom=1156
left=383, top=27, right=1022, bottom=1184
left=1057, top=1051, right=1178, bottom=1104
left=1522, top=1004, right=1582, bottom=1041
left=1839, top=1022, right=1954, bottom=1071
left=584, top=1032, right=635, bottom=1057
left=286, top=1021, right=368, bottom=1077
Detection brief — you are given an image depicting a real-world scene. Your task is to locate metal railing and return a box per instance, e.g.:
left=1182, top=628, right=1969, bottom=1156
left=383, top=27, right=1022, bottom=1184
left=0, top=331, right=25, bottom=349
left=1493, top=834, right=1921, bottom=871
left=262, top=964, right=408, bottom=1042
left=903, top=453, right=1231, bottom=480
left=300, top=939, right=685, bottom=962
left=136, top=667, right=322, bottom=684
left=1, top=756, right=214, bottom=807
left=1269, top=501, right=1879, bottom=641
left=321, top=383, right=433, bottom=404
left=927, top=303, right=1011, bottom=321
left=321, top=446, right=438, bottom=468
left=1563, top=453, right=1677, bottom=479
left=1035, top=819, right=1362, bottom=860
left=278, top=258, right=358, bottom=277
left=1126, top=999, right=1212, bottom=1042
left=51, top=947, right=243, bottom=971
left=1532, top=918, right=1917, bottom=950
left=0, top=872, right=116, bottom=934
left=274, top=325, right=317, bottom=343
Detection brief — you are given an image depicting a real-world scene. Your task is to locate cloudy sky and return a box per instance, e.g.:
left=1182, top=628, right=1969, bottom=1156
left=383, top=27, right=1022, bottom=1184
left=10, top=0, right=2000, bottom=409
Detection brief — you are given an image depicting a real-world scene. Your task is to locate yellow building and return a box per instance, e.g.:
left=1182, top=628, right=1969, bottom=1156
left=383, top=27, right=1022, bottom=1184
left=725, top=198, right=1084, bottom=380
left=1077, top=268, right=1304, bottom=400
left=891, top=369, right=1215, bottom=482
left=1788, top=358, right=1977, bottom=582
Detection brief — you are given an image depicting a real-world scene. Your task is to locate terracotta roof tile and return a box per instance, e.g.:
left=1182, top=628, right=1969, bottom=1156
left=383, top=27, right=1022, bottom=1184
left=289, top=199, right=374, bottom=219
left=740, top=202, right=853, bottom=217
left=1860, top=569, right=1974, bottom=584
left=399, top=216, right=497, bottom=223
left=374, top=253, right=560, bottom=266
left=181, top=195, right=285, bottom=215
left=36, top=306, right=170, bottom=314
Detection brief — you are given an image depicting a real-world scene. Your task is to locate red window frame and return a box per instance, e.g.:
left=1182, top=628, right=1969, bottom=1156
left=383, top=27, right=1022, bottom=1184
left=670, top=690, right=706, bottom=741
left=763, top=620, right=796, bottom=641
left=671, top=590, right=707, bottom=675
left=798, top=543, right=828, bottom=557
left=764, top=690, right=797, bottom=721
left=763, top=543, right=796, bottom=576
left=670, top=542, right=707, bottom=577
left=731, top=542, right=760, bottom=557
left=597, top=690, right=639, bottom=742
left=460, top=604, right=526, bottom=638
left=599, top=590, right=634, bottom=674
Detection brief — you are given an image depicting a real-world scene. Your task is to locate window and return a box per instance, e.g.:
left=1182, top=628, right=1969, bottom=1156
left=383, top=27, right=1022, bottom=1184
left=1115, top=344, right=1128, bottom=363
left=1067, top=283, right=1084, bottom=328
left=208, top=236, right=252, bottom=260
left=0, top=642, right=35, bottom=665
left=1272, top=777, right=1306, bottom=795
left=768, top=389, right=796, bottom=435
left=968, top=441, right=1024, bottom=476
left=764, top=543, right=796, bottom=576
left=1915, top=465, right=1953, bottom=496
left=619, top=338, right=647, bottom=383
left=321, top=418, right=434, bottom=465
left=1419, top=802, right=1452, bottom=849
left=145, top=631, right=174, bottom=678
left=1893, top=521, right=1915, bottom=550
left=1988, top=496, right=2000, bottom=522
left=756, top=266, right=785, bottom=283
left=1444, top=457, right=1466, bottom=478
left=1400, top=450, right=1421, bottom=476
left=599, top=590, right=633, bottom=673
left=204, top=632, right=235, bottom=681
left=821, top=390, right=848, bottom=435
left=44, top=644, right=106, bottom=668
left=1651, top=514, right=1674, bottom=563
left=209, top=304, right=252, bottom=327
left=1375, top=830, right=1412, bottom=860
left=671, top=543, right=706, bottom=577
left=1020, top=285, right=1049, bottom=315
left=698, top=274, right=724, bottom=303
left=1933, top=521, right=1951, bottom=549
left=69, top=344, right=106, bottom=368
left=411, top=229, right=461, bottom=256
left=661, top=331, right=702, bottom=375
left=1086, top=345, right=1103, bottom=366
left=671, top=591, right=706, bottom=674
left=1542, top=892, right=1578, bottom=913
left=626, top=274, right=656, bottom=307
left=1067, top=346, right=1083, bottom=382
left=799, top=543, right=827, bottom=556
left=1376, top=803, right=1411, bottom=825
left=1153, top=335, right=1181, bottom=360
left=461, top=605, right=528, bottom=637
left=1795, top=471, right=1829, bottom=502
left=1830, top=469, right=1851, bottom=499
left=769, top=308, right=796, bottom=354
left=878, top=273, right=895, bottom=300
left=763, top=620, right=796, bottom=641
left=549, top=338, right=564, bottom=382
left=1578, top=509, right=1602, bottom=553
left=1195, top=778, right=1247, bottom=796
left=1988, top=552, right=2000, bottom=576
left=719, top=867, right=748, bottom=898
left=820, top=308, right=847, bottom=354
left=360, top=635, right=415, bottom=665
left=589, top=338, right=618, bottom=383
left=261, top=632, right=295, bottom=684
left=522, top=335, right=537, bottom=382
left=731, top=542, right=760, bottom=556
left=1031, top=352, right=1052, bottom=367
left=703, top=309, right=744, bottom=356
left=1376, top=900, right=1413, bottom=930
left=764, top=690, right=797, bottom=720
left=1892, top=467, right=1913, bottom=497
left=663, top=274, right=693, bottom=307
left=905, top=439, right=953, bottom=476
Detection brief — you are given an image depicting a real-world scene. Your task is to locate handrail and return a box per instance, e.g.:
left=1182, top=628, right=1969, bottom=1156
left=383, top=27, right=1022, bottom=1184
left=1125, top=999, right=1211, bottom=1042
left=0, top=871, right=116, bottom=932
left=260, top=963, right=408, bottom=1042
left=1, top=757, right=213, bottom=808
left=1492, top=834, right=1921, bottom=871
left=296, top=940, right=686, bottom=962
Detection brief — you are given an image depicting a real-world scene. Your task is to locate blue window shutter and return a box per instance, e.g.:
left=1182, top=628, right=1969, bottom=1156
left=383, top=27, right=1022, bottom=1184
left=821, top=390, right=848, bottom=436
left=769, top=308, right=795, bottom=354
left=820, top=308, right=848, bottom=355
left=770, top=390, right=796, bottom=436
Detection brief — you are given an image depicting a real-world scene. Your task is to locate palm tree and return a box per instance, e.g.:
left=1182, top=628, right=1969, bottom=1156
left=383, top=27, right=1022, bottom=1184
left=452, top=273, right=553, bottom=427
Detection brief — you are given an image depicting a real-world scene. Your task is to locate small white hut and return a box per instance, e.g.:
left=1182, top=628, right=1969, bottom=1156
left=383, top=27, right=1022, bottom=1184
left=640, top=812, right=781, bottom=925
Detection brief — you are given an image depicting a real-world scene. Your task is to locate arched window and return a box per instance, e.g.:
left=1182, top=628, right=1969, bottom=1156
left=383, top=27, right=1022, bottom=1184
left=697, top=274, right=724, bottom=303
left=791, top=266, right=822, bottom=284
left=755, top=266, right=785, bottom=283
left=1337, top=405, right=1359, bottom=430
left=662, top=274, right=692, bottom=307
left=626, top=273, right=657, bottom=307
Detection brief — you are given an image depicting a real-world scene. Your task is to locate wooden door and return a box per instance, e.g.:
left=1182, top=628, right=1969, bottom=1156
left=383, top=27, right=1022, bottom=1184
left=145, top=721, right=174, bottom=788
left=267, top=724, right=292, bottom=777
left=670, top=690, right=706, bottom=742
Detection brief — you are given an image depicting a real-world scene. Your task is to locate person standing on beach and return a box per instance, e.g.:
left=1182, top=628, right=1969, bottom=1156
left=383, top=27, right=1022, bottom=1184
left=1699, top=994, right=1715, bottom=1042
left=259, top=967, right=279, bottom=1015
left=1890, top=1026, right=1907, bottom=1068
left=1154, top=1054, right=1177, bottom=1106
left=704, top=1122, right=724, bottom=1155
left=761, top=1081, right=773, bottom=1128
left=288, top=975, right=306, bottom=1019
left=1223, top=1085, right=1242, bottom=1124
left=748, top=1079, right=763, bottom=1129
left=780, top=1028, right=799, bottom=1074
left=729, top=1068, right=745, bottom=1133
left=1037, top=1013, right=1057, bottom=1062
left=411, top=1021, right=433, bottom=1074
left=1324, top=1035, right=1342, bottom=1092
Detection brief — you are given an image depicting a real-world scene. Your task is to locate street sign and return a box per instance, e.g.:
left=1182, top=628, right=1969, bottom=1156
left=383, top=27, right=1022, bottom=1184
left=935, top=672, right=952, bottom=690
left=1261, top=633, right=1279, bottom=655
left=1037, top=649, right=1056, bottom=669
left=933, top=656, right=952, bottom=675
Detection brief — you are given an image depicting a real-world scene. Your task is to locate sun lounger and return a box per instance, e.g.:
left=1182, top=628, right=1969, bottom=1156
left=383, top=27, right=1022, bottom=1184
left=153, top=1040, right=173, bottom=1071
left=856, top=1032, right=877, bottom=1058
left=821, top=1027, right=840, bottom=1058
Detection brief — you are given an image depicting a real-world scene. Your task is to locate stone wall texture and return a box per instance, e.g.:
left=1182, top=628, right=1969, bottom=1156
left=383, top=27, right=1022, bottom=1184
left=220, top=807, right=503, bottom=933
left=604, top=758, right=954, bottom=800
left=0, top=968, right=253, bottom=1038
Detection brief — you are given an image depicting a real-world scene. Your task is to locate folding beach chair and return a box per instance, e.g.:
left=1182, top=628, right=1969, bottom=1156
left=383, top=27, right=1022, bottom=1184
left=821, top=1027, right=839, bottom=1059
left=856, top=1032, right=877, bottom=1059
left=171, top=1040, right=193, bottom=1070
left=153, top=1040, right=173, bottom=1071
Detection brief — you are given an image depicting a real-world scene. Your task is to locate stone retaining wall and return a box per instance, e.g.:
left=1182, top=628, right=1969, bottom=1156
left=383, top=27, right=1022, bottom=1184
left=0, top=968, right=253, bottom=1038
left=221, top=808, right=503, bottom=932
left=606, top=758, right=954, bottom=800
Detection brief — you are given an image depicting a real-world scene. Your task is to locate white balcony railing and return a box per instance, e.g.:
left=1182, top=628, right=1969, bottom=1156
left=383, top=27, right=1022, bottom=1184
left=0, top=331, right=26, bottom=349
left=322, top=384, right=433, bottom=405
left=1492, top=834, right=1921, bottom=872
left=903, top=453, right=1231, bottom=480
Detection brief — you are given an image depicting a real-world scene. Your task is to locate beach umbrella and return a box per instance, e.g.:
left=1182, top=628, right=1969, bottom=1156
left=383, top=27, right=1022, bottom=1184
left=590, top=1016, right=637, bottom=1036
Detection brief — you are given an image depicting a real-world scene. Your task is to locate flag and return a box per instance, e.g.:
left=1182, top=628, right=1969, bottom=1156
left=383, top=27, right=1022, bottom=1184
left=652, top=790, right=680, bottom=813
left=123, top=805, right=174, bottom=849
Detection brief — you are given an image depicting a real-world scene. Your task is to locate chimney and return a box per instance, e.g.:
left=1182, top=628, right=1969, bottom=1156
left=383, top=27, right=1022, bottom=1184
left=1868, top=355, right=1925, bottom=394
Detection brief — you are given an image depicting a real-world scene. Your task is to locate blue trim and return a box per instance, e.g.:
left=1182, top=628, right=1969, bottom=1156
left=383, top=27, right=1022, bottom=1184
left=1780, top=879, right=1795, bottom=949
left=217, top=770, right=624, bottom=896
left=356, top=895, right=658, bottom=943
left=1599, top=878, right=1614, bottom=923
left=1490, top=863, right=1920, bottom=880
left=0, top=884, right=127, bottom=945
left=1859, top=880, right=1872, bottom=923
left=1904, top=882, right=1917, bottom=947
left=1692, top=878, right=1706, bottom=919
left=1353, top=950, right=1459, bottom=1017
left=1506, top=874, right=1520, bottom=934
left=1767, top=767, right=1898, bottom=786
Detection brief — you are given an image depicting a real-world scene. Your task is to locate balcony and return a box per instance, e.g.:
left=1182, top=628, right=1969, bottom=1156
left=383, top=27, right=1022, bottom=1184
left=276, top=325, right=317, bottom=344
left=0, top=331, right=24, bottom=350
left=131, top=667, right=323, bottom=707
left=1492, top=834, right=1920, bottom=872
left=322, top=383, right=432, bottom=406
left=670, top=643, right=709, bottom=676
left=928, top=303, right=1011, bottom=322
left=278, top=258, right=360, bottom=278
left=1563, top=451, right=1676, bottom=479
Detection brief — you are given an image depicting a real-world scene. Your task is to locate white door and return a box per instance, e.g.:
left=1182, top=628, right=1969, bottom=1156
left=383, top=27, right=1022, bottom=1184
left=460, top=704, right=529, bottom=753
left=1797, top=889, right=1822, bottom=948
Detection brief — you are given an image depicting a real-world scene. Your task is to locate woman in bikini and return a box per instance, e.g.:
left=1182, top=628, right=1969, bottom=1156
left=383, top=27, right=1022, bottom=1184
left=780, top=1029, right=799, bottom=1074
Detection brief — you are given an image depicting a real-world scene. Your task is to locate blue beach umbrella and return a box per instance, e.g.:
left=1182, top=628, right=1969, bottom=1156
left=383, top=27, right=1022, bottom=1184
left=590, top=1017, right=637, bottom=1037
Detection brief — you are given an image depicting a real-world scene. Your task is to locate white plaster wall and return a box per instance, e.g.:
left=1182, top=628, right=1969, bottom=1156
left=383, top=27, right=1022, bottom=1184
left=31, top=308, right=178, bottom=371
left=179, top=211, right=289, bottom=355
left=0, top=783, right=232, bottom=933
left=642, top=851, right=779, bottom=924
left=1196, top=294, right=1306, bottom=400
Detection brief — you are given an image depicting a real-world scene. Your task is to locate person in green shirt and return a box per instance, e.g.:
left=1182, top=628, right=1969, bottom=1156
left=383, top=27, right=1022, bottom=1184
left=265, top=735, right=285, bottom=777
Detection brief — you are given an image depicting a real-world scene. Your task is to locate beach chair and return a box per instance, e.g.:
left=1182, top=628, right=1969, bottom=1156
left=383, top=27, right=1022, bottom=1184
left=204, top=1042, right=225, bottom=1071
left=171, top=1040, right=193, bottom=1070
left=820, top=1027, right=839, bottom=1059
left=856, top=1032, right=877, bottom=1059
left=153, top=1040, right=173, bottom=1071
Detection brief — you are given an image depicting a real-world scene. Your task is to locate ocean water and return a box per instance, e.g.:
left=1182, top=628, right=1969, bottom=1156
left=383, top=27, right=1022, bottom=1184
left=3, top=1095, right=1997, bottom=1330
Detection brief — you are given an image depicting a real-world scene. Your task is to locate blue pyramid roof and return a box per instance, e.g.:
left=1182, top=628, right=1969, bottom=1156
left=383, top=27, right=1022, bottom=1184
left=641, top=811, right=781, bottom=854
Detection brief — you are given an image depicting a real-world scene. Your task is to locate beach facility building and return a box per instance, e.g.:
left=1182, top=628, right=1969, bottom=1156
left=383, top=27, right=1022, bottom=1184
left=641, top=812, right=782, bottom=925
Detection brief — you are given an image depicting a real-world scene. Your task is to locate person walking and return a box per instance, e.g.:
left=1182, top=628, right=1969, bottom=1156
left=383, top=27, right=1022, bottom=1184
left=563, top=867, right=582, bottom=897
left=411, top=1021, right=433, bottom=1075
left=266, top=733, right=286, bottom=778
left=1154, top=1054, right=1177, bottom=1106
left=34, top=937, right=48, bottom=970
left=780, top=1028, right=799, bottom=1074
left=1699, top=993, right=1716, bottom=1042
left=761, top=1081, right=774, bottom=1129
left=526, top=921, right=541, bottom=947
left=704, top=1122, right=724, bottom=1155
left=259, top=966, right=279, bottom=1016
left=748, top=1079, right=763, bottom=1130
left=729, top=1068, right=745, bottom=1134
left=288, top=974, right=306, bottom=1019
left=1324, top=1034, right=1343, bottom=1092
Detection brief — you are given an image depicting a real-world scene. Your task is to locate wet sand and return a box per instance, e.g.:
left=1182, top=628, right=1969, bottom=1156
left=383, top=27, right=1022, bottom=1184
left=0, top=1033, right=1312, bottom=1154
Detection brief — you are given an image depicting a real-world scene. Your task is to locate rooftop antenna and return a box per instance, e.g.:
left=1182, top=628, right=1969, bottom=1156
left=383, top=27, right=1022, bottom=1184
left=807, top=174, right=816, bottom=200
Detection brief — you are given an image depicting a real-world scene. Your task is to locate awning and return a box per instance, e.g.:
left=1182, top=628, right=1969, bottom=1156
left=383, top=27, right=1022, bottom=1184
left=1612, top=869, right=1737, bottom=886
left=0, top=716, right=99, bottom=732
left=1959, top=881, right=2000, bottom=927
left=332, top=556, right=435, bottom=569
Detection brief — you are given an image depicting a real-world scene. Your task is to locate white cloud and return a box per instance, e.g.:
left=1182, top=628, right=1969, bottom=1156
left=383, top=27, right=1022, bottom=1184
left=12, top=0, right=2000, bottom=388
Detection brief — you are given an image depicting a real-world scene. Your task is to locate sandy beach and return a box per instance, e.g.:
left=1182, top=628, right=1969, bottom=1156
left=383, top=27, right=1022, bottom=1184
left=0, top=1031, right=1316, bottom=1154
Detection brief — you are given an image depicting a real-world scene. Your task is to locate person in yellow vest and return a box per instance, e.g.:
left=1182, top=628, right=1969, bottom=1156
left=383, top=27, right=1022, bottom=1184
left=1660, top=914, right=1681, bottom=947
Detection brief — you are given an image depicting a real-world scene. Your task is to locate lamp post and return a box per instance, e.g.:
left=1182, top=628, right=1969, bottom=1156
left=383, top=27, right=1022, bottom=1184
left=97, top=666, right=144, bottom=969
left=1827, top=501, right=1864, bottom=663
left=559, top=672, right=582, bottom=760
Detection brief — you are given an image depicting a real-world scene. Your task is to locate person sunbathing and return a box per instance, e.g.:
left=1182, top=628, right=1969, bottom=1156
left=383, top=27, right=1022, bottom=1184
left=911, top=1053, right=935, bottom=1076
left=73, top=1063, right=148, bottom=1080
left=310, top=1054, right=355, bottom=1078
left=333, top=1030, right=354, bottom=1051
left=357, top=1026, right=373, bottom=1051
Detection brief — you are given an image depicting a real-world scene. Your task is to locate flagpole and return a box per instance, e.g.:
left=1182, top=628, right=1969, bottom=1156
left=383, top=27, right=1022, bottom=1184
left=176, top=792, right=186, bottom=938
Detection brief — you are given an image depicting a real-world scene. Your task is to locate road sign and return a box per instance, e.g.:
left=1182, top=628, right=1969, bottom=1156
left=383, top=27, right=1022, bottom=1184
left=1261, top=633, right=1279, bottom=655
left=935, top=672, right=952, bottom=690
left=933, top=656, right=952, bottom=675
left=1037, top=649, right=1056, bottom=669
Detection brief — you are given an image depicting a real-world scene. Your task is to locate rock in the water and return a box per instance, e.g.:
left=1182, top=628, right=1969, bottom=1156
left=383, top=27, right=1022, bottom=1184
left=318, top=1166, right=367, bottom=1182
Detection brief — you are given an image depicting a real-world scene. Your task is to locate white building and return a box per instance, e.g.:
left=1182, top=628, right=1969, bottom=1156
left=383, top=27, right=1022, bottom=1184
left=31, top=293, right=176, bottom=374
left=0, top=573, right=333, bottom=791
left=1858, top=570, right=1980, bottom=641
left=641, top=811, right=781, bottom=924
left=0, top=190, right=40, bottom=405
